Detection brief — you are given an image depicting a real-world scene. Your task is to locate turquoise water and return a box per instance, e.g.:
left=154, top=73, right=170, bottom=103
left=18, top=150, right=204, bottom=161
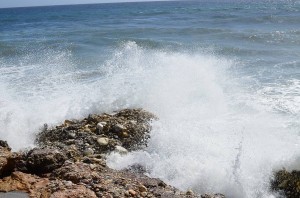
left=0, top=1, right=300, bottom=197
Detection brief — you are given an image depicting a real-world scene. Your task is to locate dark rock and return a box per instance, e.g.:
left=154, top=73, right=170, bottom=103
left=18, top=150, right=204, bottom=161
left=0, top=140, right=11, bottom=151
left=26, top=147, right=67, bottom=174
left=0, top=142, right=16, bottom=178
left=271, top=169, right=300, bottom=198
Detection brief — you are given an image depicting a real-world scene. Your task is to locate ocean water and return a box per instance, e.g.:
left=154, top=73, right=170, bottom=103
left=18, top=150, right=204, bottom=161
left=0, top=1, right=300, bottom=197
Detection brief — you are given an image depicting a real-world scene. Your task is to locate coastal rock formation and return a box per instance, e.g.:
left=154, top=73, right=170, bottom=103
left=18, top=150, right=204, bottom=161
left=0, top=108, right=226, bottom=198
left=271, top=169, right=300, bottom=198
left=0, top=140, right=15, bottom=177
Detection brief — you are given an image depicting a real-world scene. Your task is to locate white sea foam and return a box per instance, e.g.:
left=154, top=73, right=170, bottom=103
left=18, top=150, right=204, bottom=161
left=0, top=41, right=299, bottom=197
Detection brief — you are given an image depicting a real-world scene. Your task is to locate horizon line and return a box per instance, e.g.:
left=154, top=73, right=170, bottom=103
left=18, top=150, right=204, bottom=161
left=0, top=0, right=173, bottom=9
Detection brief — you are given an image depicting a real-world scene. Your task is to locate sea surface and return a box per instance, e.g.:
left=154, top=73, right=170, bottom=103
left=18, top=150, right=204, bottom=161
left=0, top=1, right=300, bottom=197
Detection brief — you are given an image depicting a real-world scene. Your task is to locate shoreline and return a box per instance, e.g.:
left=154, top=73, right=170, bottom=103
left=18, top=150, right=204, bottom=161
left=0, top=108, right=224, bottom=198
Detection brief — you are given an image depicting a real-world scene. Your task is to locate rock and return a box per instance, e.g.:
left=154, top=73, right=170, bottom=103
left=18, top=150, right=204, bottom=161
left=128, top=189, right=137, bottom=196
left=186, top=189, right=194, bottom=195
left=50, top=185, right=97, bottom=198
left=0, top=171, right=50, bottom=197
left=26, top=147, right=67, bottom=174
left=97, top=137, right=109, bottom=146
left=96, top=122, right=106, bottom=131
left=83, top=148, right=94, bottom=156
left=0, top=141, right=16, bottom=177
left=201, top=194, right=226, bottom=198
left=0, top=140, right=11, bottom=150
left=271, top=169, right=300, bottom=198
left=112, top=124, right=126, bottom=133
left=115, top=146, right=128, bottom=155
left=138, top=184, right=147, bottom=192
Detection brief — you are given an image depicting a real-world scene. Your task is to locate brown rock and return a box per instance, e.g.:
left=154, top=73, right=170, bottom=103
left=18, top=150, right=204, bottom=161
left=128, top=189, right=137, bottom=196
left=0, top=171, right=50, bottom=197
left=50, top=185, right=97, bottom=198
left=0, top=141, right=15, bottom=177
left=138, top=184, right=147, bottom=192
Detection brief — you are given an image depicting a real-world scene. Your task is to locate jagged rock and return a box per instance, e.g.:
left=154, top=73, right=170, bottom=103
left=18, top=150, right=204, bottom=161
left=0, top=171, right=50, bottom=197
left=0, top=140, right=16, bottom=177
left=26, top=147, right=67, bottom=174
left=271, top=169, right=300, bottom=198
left=0, top=109, right=226, bottom=198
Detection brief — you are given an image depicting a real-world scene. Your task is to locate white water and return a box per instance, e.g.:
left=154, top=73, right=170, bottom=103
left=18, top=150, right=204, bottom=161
left=0, top=42, right=299, bottom=197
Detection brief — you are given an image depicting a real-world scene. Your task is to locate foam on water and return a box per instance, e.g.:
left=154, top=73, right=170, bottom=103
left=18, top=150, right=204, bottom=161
left=0, top=42, right=299, bottom=197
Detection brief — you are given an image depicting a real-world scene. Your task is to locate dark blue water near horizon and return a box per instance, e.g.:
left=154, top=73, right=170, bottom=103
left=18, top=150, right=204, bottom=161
left=0, top=1, right=300, bottom=197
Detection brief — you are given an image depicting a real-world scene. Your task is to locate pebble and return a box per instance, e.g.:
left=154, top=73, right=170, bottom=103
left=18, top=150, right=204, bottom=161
left=141, top=192, right=147, bottom=197
left=83, top=148, right=94, bottom=156
left=115, top=146, right=128, bottom=155
left=68, top=132, right=76, bottom=138
left=138, top=185, right=147, bottom=192
left=89, top=164, right=97, bottom=170
left=97, top=137, right=109, bottom=146
left=96, top=122, right=106, bottom=131
left=64, top=180, right=73, bottom=187
left=113, top=124, right=126, bottom=132
left=122, top=131, right=129, bottom=138
left=128, top=189, right=137, bottom=196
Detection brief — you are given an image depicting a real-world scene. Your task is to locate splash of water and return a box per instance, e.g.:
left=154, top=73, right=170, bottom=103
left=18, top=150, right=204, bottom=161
left=0, top=42, right=299, bottom=197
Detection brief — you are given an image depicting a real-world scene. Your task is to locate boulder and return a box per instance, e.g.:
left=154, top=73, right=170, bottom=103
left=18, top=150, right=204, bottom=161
left=26, top=147, right=67, bottom=174
left=271, top=169, right=300, bottom=198
left=0, top=140, right=15, bottom=177
left=0, top=171, right=50, bottom=197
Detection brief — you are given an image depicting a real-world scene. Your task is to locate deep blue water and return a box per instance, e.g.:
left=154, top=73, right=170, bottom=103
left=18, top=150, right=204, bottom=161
left=0, top=1, right=300, bottom=197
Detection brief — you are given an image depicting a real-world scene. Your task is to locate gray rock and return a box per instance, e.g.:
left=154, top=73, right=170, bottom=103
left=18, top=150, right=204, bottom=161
left=83, top=148, right=94, bottom=156
left=96, top=122, right=106, bottom=131
left=115, top=146, right=128, bottom=155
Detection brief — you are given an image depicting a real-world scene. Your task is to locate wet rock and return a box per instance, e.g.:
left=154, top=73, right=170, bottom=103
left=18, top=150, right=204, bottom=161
left=186, top=189, right=194, bottom=195
left=115, top=146, right=128, bottom=155
left=83, top=148, right=94, bottom=156
left=0, top=171, right=50, bottom=197
left=112, top=123, right=126, bottom=133
left=271, top=169, right=300, bottom=198
left=97, top=137, right=109, bottom=146
left=96, top=122, right=106, bottom=131
left=201, top=194, right=226, bottom=198
left=0, top=140, right=11, bottom=150
left=26, top=147, right=67, bottom=174
left=0, top=141, right=15, bottom=177
left=0, top=109, right=227, bottom=198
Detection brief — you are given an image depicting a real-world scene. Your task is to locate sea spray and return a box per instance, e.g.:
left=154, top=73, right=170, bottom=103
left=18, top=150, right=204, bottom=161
left=0, top=41, right=299, bottom=197
left=106, top=42, right=300, bottom=198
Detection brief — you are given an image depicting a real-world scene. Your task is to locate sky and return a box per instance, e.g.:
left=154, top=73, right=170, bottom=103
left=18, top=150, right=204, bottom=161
left=0, top=0, right=165, bottom=8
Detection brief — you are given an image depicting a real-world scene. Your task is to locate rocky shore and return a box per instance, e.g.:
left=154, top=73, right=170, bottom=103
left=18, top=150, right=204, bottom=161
left=0, top=109, right=225, bottom=198
left=271, top=169, right=300, bottom=198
